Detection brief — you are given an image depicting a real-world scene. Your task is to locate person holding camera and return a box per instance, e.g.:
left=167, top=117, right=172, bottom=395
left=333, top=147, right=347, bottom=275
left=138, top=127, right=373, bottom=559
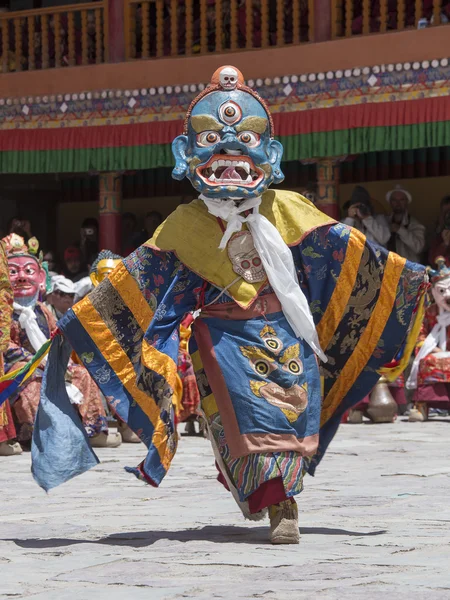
left=79, top=218, right=99, bottom=268
left=341, top=185, right=390, bottom=247
left=386, top=185, right=425, bottom=264
left=429, top=196, right=450, bottom=267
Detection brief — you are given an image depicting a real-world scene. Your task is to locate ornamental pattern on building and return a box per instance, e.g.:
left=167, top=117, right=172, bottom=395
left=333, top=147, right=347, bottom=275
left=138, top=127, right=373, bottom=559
left=0, top=58, right=449, bottom=130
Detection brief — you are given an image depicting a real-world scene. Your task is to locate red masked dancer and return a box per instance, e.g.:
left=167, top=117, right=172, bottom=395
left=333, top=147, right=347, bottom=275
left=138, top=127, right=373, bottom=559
left=2, top=234, right=121, bottom=449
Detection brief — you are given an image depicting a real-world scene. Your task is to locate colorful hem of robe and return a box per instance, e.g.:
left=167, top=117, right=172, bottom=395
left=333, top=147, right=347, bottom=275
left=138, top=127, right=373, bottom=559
left=41, top=191, right=427, bottom=495
left=0, top=355, right=16, bottom=443
left=205, top=401, right=304, bottom=504
left=0, top=400, right=16, bottom=442
left=247, top=478, right=289, bottom=514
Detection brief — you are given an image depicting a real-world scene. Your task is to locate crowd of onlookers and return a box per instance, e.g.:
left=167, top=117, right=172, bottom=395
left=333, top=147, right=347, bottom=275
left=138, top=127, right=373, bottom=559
left=3, top=182, right=450, bottom=323
left=5, top=183, right=450, bottom=303
left=2, top=210, right=163, bottom=318
left=5, top=209, right=162, bottom=280
left=340, top=184, right=450, bottom=267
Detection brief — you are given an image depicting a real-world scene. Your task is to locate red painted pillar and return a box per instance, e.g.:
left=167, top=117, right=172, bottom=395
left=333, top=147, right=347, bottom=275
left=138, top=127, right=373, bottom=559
left=314, top=0, right=332, bottom=42
left=108, top=0, right=125, bottom=62
left=316, top=159, right=341, bottom=220
left=99, top=172, right=122, bottom=254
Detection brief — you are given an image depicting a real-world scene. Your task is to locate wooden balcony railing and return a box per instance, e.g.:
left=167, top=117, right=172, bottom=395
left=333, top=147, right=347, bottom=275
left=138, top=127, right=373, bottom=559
left=124, top=0, right=315, bottom=59
left=1, top=0, right=448, bottom=74
left=331, top=0, right=449, bottom=38
left=0, top=2, right=107, bottom=73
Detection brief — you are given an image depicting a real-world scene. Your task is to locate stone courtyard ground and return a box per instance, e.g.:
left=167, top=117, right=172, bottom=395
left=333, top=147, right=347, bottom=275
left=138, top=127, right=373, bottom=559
left=1, top=418, right=450, bottom=600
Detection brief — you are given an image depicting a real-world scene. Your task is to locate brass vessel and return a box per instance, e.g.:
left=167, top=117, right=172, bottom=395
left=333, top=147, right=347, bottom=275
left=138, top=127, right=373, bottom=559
left=366, top=377, right=397, bottom=423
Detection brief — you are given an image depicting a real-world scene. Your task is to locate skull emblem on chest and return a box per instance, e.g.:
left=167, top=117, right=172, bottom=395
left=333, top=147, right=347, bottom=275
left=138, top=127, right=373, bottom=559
left=227, top=231, right=266, bottom=283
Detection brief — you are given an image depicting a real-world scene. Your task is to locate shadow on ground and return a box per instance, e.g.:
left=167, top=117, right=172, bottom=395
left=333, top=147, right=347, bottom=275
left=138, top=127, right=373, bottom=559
left=4, top=525, right=387, bottom=549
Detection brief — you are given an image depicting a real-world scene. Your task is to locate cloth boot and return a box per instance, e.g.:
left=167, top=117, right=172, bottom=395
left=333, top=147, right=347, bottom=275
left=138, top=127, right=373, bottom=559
left=0, top=441, right=23, bottom=456
left=269, top=499, right=300, bottom=545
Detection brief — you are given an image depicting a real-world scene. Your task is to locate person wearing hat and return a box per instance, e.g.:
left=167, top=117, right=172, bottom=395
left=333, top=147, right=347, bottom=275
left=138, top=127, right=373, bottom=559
left=45, top=275, right=76, bottom=320
left=63, top=246, right=88, bottom=283
left=386, top=185, right=425, bottom=264
left=342, top=185, right=390, bottom=247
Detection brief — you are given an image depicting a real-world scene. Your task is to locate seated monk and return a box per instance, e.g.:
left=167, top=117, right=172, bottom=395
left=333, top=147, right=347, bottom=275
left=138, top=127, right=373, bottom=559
left=2, top=234, right=121, bottom=448
left=406, top=257, right=450, bottom=421
left=0, top=239, right=22, bottom=456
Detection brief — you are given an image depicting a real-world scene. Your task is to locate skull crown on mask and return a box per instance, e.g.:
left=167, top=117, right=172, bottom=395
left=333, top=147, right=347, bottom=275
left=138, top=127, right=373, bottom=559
left=219, top=66, right=239, bottom=90
left=172, top=65, right=284, bottom=199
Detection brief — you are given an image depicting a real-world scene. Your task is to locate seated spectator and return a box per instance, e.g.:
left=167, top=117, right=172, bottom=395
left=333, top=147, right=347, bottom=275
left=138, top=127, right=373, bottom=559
left=73, top=276, right=94, bottom=303
left=341, top=185, right=390, bottom=247
left=42, top=250, right=59, bottom=276
left=45, top=275, right=75, bottom=319
left=122, top=212, right=138, bottom=255
left=79, top=218, right=99, bottom=268
left=134, top=211, right=163, bottom=247
left=429, top=196, right=450, bottom=267
left=7, top=216, right=32, bottom=242
left=63, top=246, right=88, bottom=283
left=386, top=185, right=425, bottom=263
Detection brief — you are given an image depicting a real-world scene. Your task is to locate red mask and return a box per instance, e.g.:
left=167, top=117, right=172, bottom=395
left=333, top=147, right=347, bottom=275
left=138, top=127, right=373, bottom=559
left=8, top=256, right=45, bottom=301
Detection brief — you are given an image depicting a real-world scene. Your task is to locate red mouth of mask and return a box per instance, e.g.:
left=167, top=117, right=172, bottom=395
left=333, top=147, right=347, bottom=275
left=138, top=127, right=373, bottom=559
left=197, top=155, right=264, bottom=187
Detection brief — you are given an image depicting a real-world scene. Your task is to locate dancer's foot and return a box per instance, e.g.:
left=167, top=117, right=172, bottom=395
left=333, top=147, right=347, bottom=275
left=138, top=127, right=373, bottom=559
left=269, top=499, right=300, bottom=545
left=181, top=421, right=198, bottom=436
left=0, top=441, right=23, bottom=456
left=118, top=422, right=141, bottom=443
left=90, top=432, right=122, bottom=448
left=408, top=405, right=427, bottom=422
left=347, top=409, right=364, bottom=424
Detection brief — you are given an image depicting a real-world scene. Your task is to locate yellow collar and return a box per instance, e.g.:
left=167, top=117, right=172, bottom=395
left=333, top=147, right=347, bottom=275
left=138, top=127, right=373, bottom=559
left=149, top=190, right=334, bottom=308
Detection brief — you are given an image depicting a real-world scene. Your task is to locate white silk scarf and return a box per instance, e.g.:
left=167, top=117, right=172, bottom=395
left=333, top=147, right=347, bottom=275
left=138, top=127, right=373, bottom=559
left=200, top=195, right=327, bottom=362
